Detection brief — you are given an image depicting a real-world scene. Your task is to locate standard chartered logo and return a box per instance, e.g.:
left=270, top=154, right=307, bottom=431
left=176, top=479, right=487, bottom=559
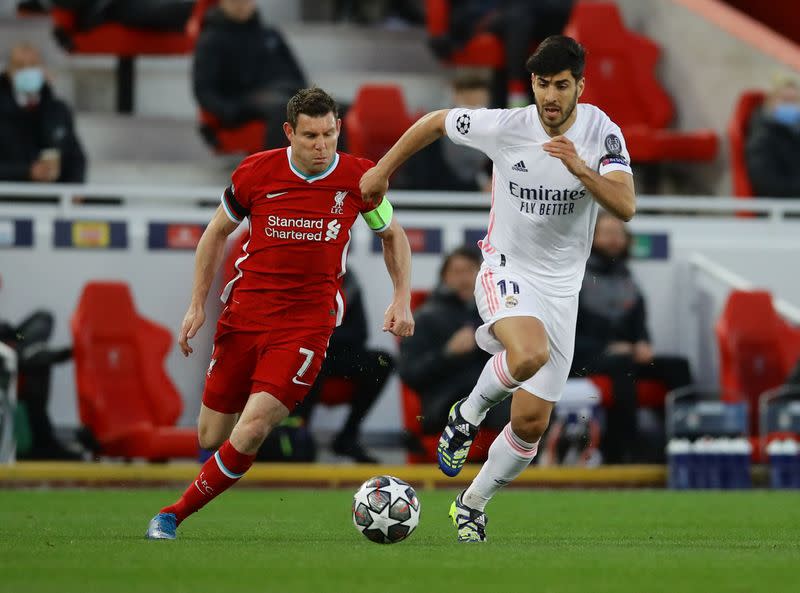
left=263, top=214, right=342, bottom=241
left=325, top=219, right=341, bottom=242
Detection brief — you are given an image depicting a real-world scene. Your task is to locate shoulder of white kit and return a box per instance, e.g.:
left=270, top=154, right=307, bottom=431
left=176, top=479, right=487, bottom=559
left=576, top=102, right=617, bottom=129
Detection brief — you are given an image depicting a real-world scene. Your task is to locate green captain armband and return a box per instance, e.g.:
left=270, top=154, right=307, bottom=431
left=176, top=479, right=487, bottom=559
left=361, top=197, right=393, bottom=232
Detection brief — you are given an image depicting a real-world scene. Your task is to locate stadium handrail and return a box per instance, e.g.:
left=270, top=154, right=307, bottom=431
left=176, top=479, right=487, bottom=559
left=2, top=183, right=800, bottom=217
left=672, top=0, right=800, bottom=72
left=688, top=252, right=800, bottom=325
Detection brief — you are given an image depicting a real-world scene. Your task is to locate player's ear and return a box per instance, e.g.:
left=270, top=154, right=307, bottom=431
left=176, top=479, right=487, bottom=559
left=283, top=121, right=293, bottom=142
left=577, top=77, right=585, bottom=99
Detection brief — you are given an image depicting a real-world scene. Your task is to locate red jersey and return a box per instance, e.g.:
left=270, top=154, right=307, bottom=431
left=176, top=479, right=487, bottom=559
left=219, top=147, right=383, bottom=330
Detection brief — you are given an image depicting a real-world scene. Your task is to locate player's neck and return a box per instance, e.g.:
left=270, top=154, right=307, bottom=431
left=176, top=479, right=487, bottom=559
left=539, top=108, right=578, bottom=138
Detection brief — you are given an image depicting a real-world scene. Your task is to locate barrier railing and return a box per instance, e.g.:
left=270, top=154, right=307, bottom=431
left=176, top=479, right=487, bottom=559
left=3, top=182, right=800, bottom=217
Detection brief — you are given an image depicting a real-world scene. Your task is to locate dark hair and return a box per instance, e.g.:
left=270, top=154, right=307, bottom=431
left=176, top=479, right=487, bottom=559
left=451, top=71, right=491, bottom=93
left=439, top=246, right=482, bottom=280
left=525, top=35, right=586, bottom=81
left=286, top=87, right=339, bottom=129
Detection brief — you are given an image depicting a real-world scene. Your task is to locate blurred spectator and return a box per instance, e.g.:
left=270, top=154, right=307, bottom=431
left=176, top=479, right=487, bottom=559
left=428, top=0, right=575, bottom=107
left=400, top=72, right=492, bottom=191
left=571, top=212, right=692, bottom=463
left=399, top=246, right=510, bottom=434
left=0, top=42, right=86, bottom=183
left=193, top=0, right=307, bottom=149
left=51, top=0, right=194, bottom=32
left=0, top=311, right=78, bottom=460
left=746, top=74, right=800, bottom=198
left=334, top=0, right=424, bottom=27
left=295, top=272, right=394, bottom=463
left=786, top=358, right=800, bottom=387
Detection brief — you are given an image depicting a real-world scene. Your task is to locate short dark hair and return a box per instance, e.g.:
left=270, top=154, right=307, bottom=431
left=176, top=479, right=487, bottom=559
left=525, top=35, right=586, bottom=81
left=286, top=87, right=339, bottom=129
left=439, top=246, right=482, bottom=280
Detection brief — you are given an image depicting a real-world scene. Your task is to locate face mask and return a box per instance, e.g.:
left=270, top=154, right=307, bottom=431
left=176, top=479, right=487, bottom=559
left=772, top=102, right=800, bottom=128
left=12, top=67, right=45, bottom=95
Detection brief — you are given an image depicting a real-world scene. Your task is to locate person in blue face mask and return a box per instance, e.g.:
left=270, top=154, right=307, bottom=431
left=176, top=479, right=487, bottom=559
left=745, top=74, right=800, bottom=198
left=0, top=42, right=86, bottom=184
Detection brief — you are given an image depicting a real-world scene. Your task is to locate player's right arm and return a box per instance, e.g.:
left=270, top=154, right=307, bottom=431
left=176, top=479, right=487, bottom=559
left=179, top=205, right=240, bottom=356
left=360, top=109, right=450, bottom=202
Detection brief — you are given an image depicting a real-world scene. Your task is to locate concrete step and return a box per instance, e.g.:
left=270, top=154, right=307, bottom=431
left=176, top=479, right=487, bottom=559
left=86, top=158, right=234, bottom=186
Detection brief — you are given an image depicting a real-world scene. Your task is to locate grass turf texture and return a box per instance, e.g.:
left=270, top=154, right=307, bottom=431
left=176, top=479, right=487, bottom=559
left=0, top=489, right=797, bottom=593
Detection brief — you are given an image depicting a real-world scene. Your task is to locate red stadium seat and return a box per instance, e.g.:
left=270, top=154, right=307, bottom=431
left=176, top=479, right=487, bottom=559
left=199, top=109, right=266, bottom=155
left=344, top=85, right=418, bottom=164
left=71, top=282, right=197, bottom=459
left=51, top=0, right=215, bottom=112
left=425, top=0, right=505, bottom=67
left=589, top=376, right=668, bottom=409
left=716, top=290, right=800, bottom=436
left=728, top=91, right=766, bottom=198
left=564, top=2, right=718, bottom=163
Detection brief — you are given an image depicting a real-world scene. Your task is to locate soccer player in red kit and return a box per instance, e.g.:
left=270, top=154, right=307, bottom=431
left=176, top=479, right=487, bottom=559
left=146, top=87, right=414, bottom=539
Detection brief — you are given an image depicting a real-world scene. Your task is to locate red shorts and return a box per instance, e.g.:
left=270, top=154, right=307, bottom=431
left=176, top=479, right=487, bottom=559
left=202, top=308, right=332, bottom=414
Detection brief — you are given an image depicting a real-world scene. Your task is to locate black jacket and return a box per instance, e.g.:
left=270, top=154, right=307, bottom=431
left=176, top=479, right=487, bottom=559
left=192, top=8, right=307, bottom=126
left=0, top=74, right=86, bottom=183
left=328, top=272, right=368, bottom=352
left=573, top=252, right=649, bottom=372
left=398, top=286, right=489, bottom=432
left=746, top=108, right=800, bottom=198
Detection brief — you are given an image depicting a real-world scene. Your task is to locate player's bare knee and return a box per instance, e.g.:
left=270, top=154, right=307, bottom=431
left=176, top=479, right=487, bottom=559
left=510, top=414, right=550, bottom=444
left=197, top=427, right=226, bottom=450
left=507, top=346, right=550, bottom=381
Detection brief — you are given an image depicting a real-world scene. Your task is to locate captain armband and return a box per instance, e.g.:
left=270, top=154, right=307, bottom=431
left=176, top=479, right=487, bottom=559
left=362, top=198, right=393, bottom=233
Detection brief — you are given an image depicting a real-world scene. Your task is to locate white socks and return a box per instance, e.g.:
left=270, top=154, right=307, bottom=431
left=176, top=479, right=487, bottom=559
left=460, top=352, right=522, bottom=426
left=462, top=423, right=539, bottom=511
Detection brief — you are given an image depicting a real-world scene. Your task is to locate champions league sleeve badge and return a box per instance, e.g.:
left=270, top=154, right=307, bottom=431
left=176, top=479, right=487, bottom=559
left=455, top=113, right=471, bottom=135
left=604, top=133, right=622, bottom=155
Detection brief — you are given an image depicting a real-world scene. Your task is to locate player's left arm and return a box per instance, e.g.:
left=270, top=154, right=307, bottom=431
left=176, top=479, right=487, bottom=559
left=543, top=136, right=636, bottom=221
left=376, top=218, right=414, bottom=337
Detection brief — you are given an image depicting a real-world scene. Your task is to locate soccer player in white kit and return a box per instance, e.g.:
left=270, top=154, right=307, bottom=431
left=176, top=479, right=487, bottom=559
left=361, top=35, right=636, bottom=542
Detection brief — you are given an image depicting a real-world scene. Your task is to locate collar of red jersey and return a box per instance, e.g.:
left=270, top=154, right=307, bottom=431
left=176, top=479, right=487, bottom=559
left=286, top=147, right=340, bottom=183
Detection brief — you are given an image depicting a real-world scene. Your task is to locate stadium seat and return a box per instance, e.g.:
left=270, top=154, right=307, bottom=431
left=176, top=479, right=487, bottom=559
left=51, top=0, right=214, bottom=113
left=589, top=376, right=668, bottom=409
left=728, top=91, right=766, bottom=198
left=425, top=0, right=505, bottom=67
left=716, top=290, right=800, bottom=437
left=344, top=85, right=418, bottom=164
left=564, top=2, right=718, bottom=163
left=199, top=110, right=266, bottom=155
left=71, top=282, right=197, bottom=460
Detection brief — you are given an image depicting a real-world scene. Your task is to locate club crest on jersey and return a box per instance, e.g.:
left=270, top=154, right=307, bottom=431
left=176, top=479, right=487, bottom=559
left=505, top=295, right=518, bottom=308
left=456, top=113, right=471, bottom=135
left=331, top=191, right=347, bottom=214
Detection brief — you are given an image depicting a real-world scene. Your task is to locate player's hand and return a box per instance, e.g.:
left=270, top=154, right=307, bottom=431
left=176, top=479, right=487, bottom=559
left=179, top=302, right=206, bottom=357
left=383, top=298, right=414, bottom=337
left=607, top=341, right=634, bottom=356
left=543, top=135, right=587, bottom=177
left=359, top=165, right=390, bottom=205
left=445, top=325, right=477, bottom=355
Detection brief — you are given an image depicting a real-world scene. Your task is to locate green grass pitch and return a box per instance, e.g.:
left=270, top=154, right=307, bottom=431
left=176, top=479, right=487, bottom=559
left=1, top=488, right=798, bottom=593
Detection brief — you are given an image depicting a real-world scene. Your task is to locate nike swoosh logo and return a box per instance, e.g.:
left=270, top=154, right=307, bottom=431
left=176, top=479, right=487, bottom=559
left=292, top=376, right=312, bottom=386
left=267, top=191, right=288, bottom=199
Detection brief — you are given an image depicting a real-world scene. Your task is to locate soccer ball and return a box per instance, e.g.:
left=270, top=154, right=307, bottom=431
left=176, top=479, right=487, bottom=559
left=352, top=475, right=421, bottom=544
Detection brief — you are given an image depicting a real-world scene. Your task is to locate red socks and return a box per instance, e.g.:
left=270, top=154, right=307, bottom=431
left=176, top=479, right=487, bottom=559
left=161, top=440, right=255, bottom=525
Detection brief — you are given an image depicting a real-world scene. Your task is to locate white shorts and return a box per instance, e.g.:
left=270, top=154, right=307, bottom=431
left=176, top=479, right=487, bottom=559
left=474, top=262, right=578, bottom=402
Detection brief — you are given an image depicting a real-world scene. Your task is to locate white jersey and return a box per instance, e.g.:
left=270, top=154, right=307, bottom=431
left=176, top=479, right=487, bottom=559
left=445, top=103, right=632, bottom=297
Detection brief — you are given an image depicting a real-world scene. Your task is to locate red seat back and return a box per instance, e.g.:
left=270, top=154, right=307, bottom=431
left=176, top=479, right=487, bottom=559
left=344, top=85, right=415, bottom=163
left=565, top=2, right=673, bottom=130
left=51, top=0, right=214, bottom=55
left=71, top=282, right=182, bottom=444
left=716, top=290, right=797, bottom=435
left=200, top=110, right=266, bottom=155
left=728, top=91, right=766, bottom=198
